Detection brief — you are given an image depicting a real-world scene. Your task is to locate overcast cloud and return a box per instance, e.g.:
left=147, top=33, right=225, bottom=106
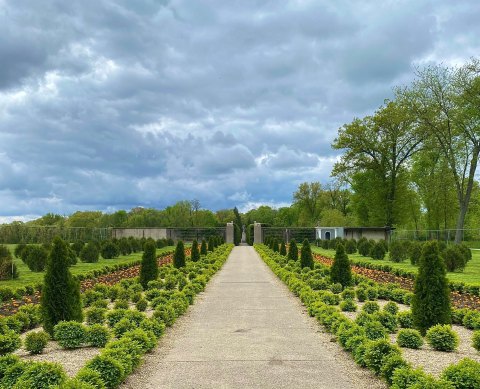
left=0, top=0, right=479, bottom=220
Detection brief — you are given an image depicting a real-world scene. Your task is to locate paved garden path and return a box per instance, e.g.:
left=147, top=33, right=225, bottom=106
left=121, top=246, right=386, bottom=389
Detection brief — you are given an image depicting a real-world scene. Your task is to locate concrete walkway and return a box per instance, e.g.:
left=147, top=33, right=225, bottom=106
left=121, top=246, right=385, bottom=389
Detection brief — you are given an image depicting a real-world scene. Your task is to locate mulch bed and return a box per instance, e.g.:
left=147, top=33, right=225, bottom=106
left=314, top=254, right=480, bottom=311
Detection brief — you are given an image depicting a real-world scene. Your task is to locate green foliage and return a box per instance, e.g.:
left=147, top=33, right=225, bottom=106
left=136, top=298, right=148, bottom=312
left=345, top=239, right=357, bottom=254
left=364, top=320, right=387, bottom=340
left=100, top=241, right=120, bottom=259
left=113, top=318, right=136, bottom=338
left=389, top=241, right=409, bottom=262
left=174, top=241, right=186, bottom=268
left=288, top=239, right=298, bottom=261
left=330, top=243, right=352, bottom=287
left=397, top=311, right=414, bottom=328
left=397, top=329, right=423, bottom=349
left=122, top=328, right=156, bottom=352
left=362, top=301, right=380, bottom=314
left=41, top=237, right=83, bottom=335
left=80, top=242, right=100, bottom=263
left=370, top=241, right=386, bottom=260
left=384, top=301, right=399, bottom=315
left=76, top=367, right=106, bottom=389
left=0, top=244, right=18, bottom=280
left=426, top=324, right=458, bottom=352
left=24, top=331, right=49, bottom=354
left=0, top=330, right=21, bottom=354
left=300, top=239, right=314, bottom=269
left=472, top=330, right=480, bottom=352
left=462, top=311, right=480, bottom=330
left=139, top=241, right=158, bottom=289
left=191, top=240, right=200, bottom=262
left=54, top=321, right=86, bottom=349
left=442, top=245, right=466, bottom=272
left=442, top=358, right=480, bottom=389
left=24, top=245, right=49, bottom=272
left=358, top=239, right=373, bottom=257
left=279, top=241, right=287, bottom=256
left=14, top=361, right=67, bottom=389
left=85, top=307, right=106, bottom=325
left=86, top=324, right=111, bottom=348
left=208, top=237, right=214, bottom=252
left=364, top=339, right=401, bottom=375
left=200, top=239, right=207, bottom=255
left=412, top=241, right=451, bottom=335
left=340, top=299, right=357, bottom=312
left=409, top=241, right=423, bottom=265
left=85, top=355, right=125, bottom=389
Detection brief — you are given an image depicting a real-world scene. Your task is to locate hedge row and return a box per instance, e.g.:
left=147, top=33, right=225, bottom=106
left=255, top=245, right=480, bottom=388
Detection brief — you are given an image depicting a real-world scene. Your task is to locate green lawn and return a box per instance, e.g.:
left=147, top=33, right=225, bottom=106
left=312, top=246, right=480, bottom=286
left=1, top=245, right=175, bottom=289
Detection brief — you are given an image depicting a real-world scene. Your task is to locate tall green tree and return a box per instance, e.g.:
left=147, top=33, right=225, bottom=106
left=41, top=237, right=82, bottom=335
left=300, top=239, right=314, bottom=269
left=139, top=241, right=158, bottom=288
left=330, top=243, right=352, bottom=287
left=191, top=240, right=200, bottom=262
left=293, top=182, right=324, bottom=225
left=332, top=101, right=422, bottom=227
left=397, top=59, right=480, bottom=242
left=200, top=239, right=207, bottom=255
left=288, top=239, right=298, bottom=261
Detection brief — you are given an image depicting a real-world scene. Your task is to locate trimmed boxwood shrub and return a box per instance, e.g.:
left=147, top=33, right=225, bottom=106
left=122, top=328, right=156, bottom=352
left=340, top=299, right=357, bottom=312
left=362, top=301, right=380, bottom=314
left=409, top=241, right=423, bottom=265
left=442, top=358, right=480, bottom=388
left=54, top=321, right=87, bottom=349
left=24, top=331, right=49, bottom=354
left=398, top=311, right=414, bottom=328
left=397, top=329, right=423, bottom=349
left=364, top=320, right=387, bottom=340
left=136, top=298, right=148, bottom=312
left=280, top=241, right=287, bottom=256
left=0, top=244, right=18, bottom=280
left=14, top=361, right=67, bottom=388
left=330, top=244, right=352, bottom=287
left=153, top=305, right=177, bottom=327
left=86, top=307, right=107, bottom=325
left=75, top=367, right=106, bottom=389
left=24, top=245, right=49, bottom=272
left=80, top=242, right=100, bottom=263
left=141, top=318, right=165, bottom=339
left=300, top=239, right=314, bottom=269
left=384, top=301, right=399, bottom=315
left=0, top=330, right=21, bottom=354
left=85, top=355, right=125, bottom=389
left=345, top=239, right=357, bottom=254
left=381, top=354, right=409, bottom=385
left=412, top=241, right=451, bottom=335
left=364, top=339, right=401, bottom=375
left=426, top=324, right=458, bottom=352
left=139, top=241, right=158, bottom=289
left=389, top=240, right=410, bottom=262
left=358, top=240, right=373, bottom=257
left=374, top=311, right=398, bottom=333
left=191, top=240, right=200, bottom=262
left=462, top=310, right=480, bottom=330
left=87, top=325, right=111, bottom=348
left=472, top=330, right=480, bottom=352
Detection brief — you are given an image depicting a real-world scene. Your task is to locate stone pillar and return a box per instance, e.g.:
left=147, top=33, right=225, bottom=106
left=253, top=222, right=263, bottom=244
left=226, top=222, right=234, bottom=244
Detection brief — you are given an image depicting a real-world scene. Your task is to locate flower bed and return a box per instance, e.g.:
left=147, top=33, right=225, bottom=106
left=0, top=244, right=233, bottom=388
left=257, top=245, right=480, bottom=388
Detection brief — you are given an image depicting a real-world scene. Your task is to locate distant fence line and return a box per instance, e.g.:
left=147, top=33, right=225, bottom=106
left=0, top=225, right=226, bottom=244
left=391, top=229, right=480, bottom=243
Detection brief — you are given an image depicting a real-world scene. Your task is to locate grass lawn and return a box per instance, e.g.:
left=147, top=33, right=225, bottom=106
left=1, top=244, right=175, bottom=289
left=312, top=246, right=480, bottom=286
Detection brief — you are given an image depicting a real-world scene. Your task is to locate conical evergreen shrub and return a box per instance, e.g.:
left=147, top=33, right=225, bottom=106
left=41, top=237, right=83, bottom=335
left=191, top=240, right=200, bottom=262
left=288, top=239, right=298, bottom=261
left=280, top=241, right=287, bottom=256
left=174, top=241, right=186, bottom=268
left=272, top=238, right=279, bottom=252
left=330, top=243, right=352, bottom=288
left=300, top=239, right=314, bottom=269
left=139, top=241, right=158, bottom=289
left=412, top=241, right=451, bottom=335
left=208, top=237, right=214, bottom=252
left=200, top=239, right=207, bottom=255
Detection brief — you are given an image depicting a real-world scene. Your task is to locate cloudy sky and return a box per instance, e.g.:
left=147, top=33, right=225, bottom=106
left=0, top=0, right=479, bottom=221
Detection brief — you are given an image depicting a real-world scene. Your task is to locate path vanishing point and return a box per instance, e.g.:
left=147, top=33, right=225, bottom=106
left=121, top=246, right=386, bottom=389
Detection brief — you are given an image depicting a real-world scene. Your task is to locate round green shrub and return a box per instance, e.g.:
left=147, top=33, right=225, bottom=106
left=341, top=288, right=356, bottom=300
left=76, top=367, right=106, bottom=389
left=374, top=311, right=398, bottom=333
left=443, top=245, right=466, bottom=272
left=340, top=299, right=357, bottom=312
left=80, top=242, right=100, bottom=263
left=85, top=355, right=125, bottom=389
left=364, top=339, right=401, bottom=374
left=87, top=324, right=111, bottom=348
left=24, top=245, right=49, bottom=272
left=24, top=331, right=49, bottom=354
left=330, top=283, right=343, bottom=294
left=364, top=320, right=387, bottom=340
left=398, top=311, right=414, bottom=328
left=61, top=378, right=97, bottom=388
left=409, top=241, right=423, bottom=265
left=345, top=239, right=357, bottom=254
left=100, top=241, right=119, bottom=259
left=136, top=298, right=148, bottom=312
left=397, top=329, right=424, bottom=349
left=358, top=240, right=373, bottom=257
left=105, top=309, right=129, bottom=328
left=442, top=358, right=480, bottom=389
left=2, top=361, right=28, bottom=387
left=384, top=301, right=399, bottom=315
left=462, top=310, right=480, bottom=330
left=356, top=287, right=367, bottom=302
left=426, top=324, right=459, bottom=352
left=114, top=300, right=129, bottom=310
left=362, top=301, right=380, bottom=314
left=0, top=330, right=21, bottom=354
left=472, top=330, right=480, bottom=352
left=380, top=354, right=409, bottom=385
left=389, top=240, right=409, bottom=262
left=140, top=318, right=165, bottom=339
left=121, top=328, right=156, bottom=352
left=0, top=354, right=20, bottom=381
left=14, top=361, right=67, bottom=388
left=370, top=242, right=386, bottom=260
left=366, top=286, right=378, bottom=301
left=113, top=318, right=136, bottom=338
left=53, top=321, right=86, bottom=349
left=85, top=307, right=106, bottom=325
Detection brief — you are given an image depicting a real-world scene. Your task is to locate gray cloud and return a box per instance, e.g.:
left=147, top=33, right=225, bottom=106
left=0, top=0, right=478, bottom=218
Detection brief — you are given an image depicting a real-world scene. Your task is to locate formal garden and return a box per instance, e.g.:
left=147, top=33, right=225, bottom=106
left=258, top=237, right=480, bottom=388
